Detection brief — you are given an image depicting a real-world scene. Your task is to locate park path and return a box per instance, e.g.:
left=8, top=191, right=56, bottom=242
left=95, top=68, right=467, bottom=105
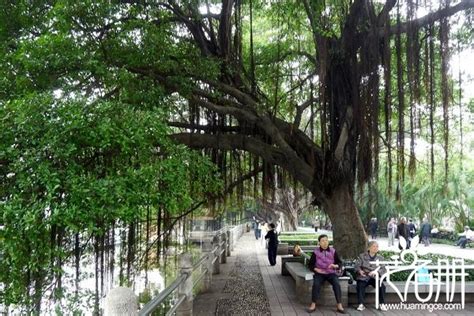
left=194, top=230, right=474, bottom=315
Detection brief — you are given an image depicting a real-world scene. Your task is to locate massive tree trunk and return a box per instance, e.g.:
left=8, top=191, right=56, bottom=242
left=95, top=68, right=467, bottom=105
left=285, top=215, right=298, bottom=231
left=323, top=184, right=368, bottom=259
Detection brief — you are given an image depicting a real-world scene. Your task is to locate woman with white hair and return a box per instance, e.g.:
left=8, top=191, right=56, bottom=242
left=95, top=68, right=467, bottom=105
left=355, top=241, right=387, bottom=311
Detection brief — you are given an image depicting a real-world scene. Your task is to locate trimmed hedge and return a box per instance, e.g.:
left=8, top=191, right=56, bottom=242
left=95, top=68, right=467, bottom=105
left=278, top=233, right=333, bottom=246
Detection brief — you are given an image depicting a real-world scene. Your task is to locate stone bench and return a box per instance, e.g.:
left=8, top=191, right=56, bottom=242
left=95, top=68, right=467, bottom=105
left=280, top=255, right=305, bottom=276
left=287, top=245, right=316, bottom=255
left=277, top=243, right=289, bottom=255
left=348, top=281, right=474, bottom=304
left=285, top=262, right=349, bottom=305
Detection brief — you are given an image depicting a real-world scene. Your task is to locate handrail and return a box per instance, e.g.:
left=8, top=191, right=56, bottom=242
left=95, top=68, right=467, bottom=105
left=193, top=267, right=208, bottom=288
left=136, top=223, right=248, bottom=315
left=165, top=295, right=186, bottom=316
left=192, top=253, right=210, bottom=271
left=139, top=273, right=188, bottom=316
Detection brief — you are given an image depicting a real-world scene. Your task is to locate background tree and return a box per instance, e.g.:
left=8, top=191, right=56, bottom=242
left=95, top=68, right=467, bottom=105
left=258, top=186, right=313, bottom=231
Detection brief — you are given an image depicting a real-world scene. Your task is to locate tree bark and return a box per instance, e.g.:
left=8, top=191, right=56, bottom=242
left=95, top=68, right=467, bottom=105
left=285, top=214, right=298, bottom=231
left=323, top=184, right=368, bottom=259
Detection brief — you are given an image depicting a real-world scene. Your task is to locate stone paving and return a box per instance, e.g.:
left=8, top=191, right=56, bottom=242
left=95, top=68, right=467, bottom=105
left=193, top=231, right=271, bottom=315
left=194, top=231, right=474, bottom=315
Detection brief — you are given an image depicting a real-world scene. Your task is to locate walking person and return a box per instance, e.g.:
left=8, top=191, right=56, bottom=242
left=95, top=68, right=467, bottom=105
left=355, top=241, right=388, bottom=311
left=264, top=223, right=278, bottom=266
left=260, top=222, right=268, bottom=246
left=408, top=219, right=417, bottom=239
left=397, top=217, right=410, bottom=249
left=387, top=218, right=397, bottom=247
left=420, top=219, right=432, bottom=246
left=254, top=221, right=261, bottom=240
left=369, top=218, right=378, bottom=239
left=306, top=235, right=346, bottom=314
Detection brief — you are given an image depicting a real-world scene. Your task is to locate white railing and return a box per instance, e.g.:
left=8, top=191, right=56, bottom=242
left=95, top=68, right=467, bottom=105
left=104, top=223, right=248, bottom=316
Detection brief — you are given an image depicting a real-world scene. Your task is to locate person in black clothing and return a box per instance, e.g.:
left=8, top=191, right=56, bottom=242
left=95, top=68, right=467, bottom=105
left=408, top=219, right=416, bottom=239
left=420, top=218, right=432, bottom=246
left=397, top=217, right=410, bottom=249
left=369, top=218, right=378, bottom=239
left=264, top=223, right=278, bottom=266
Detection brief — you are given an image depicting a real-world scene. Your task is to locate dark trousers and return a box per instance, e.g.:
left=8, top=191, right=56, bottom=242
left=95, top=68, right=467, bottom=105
left=268, top=245, right=277, bottom=265
left=456, top=237, right=469, bottom=248
left=357, top=278, right=385, bottom=305
left=311, top=273, right=342, bottom=303
left=255, top=229, right=261, bottom=239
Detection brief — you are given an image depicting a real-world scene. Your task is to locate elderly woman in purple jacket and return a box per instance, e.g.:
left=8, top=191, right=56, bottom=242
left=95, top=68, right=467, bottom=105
left=306, top=234, right=346, bottom=314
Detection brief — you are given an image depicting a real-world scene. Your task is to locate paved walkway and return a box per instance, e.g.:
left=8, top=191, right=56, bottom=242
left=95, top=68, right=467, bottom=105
left=194, top=231, right=474, bottom=315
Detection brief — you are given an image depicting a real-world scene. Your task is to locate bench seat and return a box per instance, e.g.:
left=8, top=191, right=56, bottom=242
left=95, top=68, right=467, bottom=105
left=285, top=262, right=349, bottom=305
left=280, top=255, right=304, bottom=276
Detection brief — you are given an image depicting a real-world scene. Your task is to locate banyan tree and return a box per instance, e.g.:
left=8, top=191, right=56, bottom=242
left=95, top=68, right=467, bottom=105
left=169, top=0, right=474, bottom=257
left=2, top=0, right=473, bottom=263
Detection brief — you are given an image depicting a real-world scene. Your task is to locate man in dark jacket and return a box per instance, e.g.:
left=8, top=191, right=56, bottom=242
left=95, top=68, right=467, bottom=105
left=264, top=223, right=278, bottom=266
left=408, top=219, right=417, bottom=239
left=369, top=218, right=378, bottom=239
left=420, top=219, right=432, bottom=246
left=306, top=235, right=346, bottom=314
left=397, top=217, right=410, bottom=249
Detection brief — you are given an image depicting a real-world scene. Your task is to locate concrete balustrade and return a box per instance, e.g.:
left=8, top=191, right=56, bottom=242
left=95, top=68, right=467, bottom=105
left=104, top=287, right=138, bottom=316
left=201, top=239, right=213, bottom=292
left=212, top=235, right=220, bottom=274
left=176, top=253, right=193, bottom=316
left=104, top=223, right=250, bottom=316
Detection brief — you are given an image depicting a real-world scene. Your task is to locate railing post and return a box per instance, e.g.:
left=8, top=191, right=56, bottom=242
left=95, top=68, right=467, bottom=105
left=104, top=287, right=138, bottom=316
left=225, top=230, right=231, bottom=257
left=202, top=239, right=213, bottom=292
left=229, top=229, right=234, bottom=252
left=212, top=235, right=220, bottom=274
left=176, top=253, right=193, bottom=316
left=220, top=232, right=227, bottom=264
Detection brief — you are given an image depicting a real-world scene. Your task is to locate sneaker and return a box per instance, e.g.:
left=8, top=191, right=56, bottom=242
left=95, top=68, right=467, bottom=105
left=379, top=304, right=388, bottom=311
left=357, top=304, right=365, bottom=311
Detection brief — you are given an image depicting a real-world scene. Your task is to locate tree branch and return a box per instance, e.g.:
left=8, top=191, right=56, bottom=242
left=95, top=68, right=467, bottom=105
left=385, top=0, right=474, bottom=36
left=377, top=0, right=397, bottom=26
left=223, top=165, right=264, bottom=196
left=171, top=133, right=314, bottom=189
left=167, top=122, right=240, bottom=133
left=294, top=97, right=316, bottom=128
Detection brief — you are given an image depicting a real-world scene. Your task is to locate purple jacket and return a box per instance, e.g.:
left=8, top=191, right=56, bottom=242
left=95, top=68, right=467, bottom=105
left=308, top=247, right=342, bottom=275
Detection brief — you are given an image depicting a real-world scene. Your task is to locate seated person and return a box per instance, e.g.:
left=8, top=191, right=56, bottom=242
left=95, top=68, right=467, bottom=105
left=306, top=235, right=345, bottom=314
left=293, top=244, right=302, bottom=257
left=355, top=241, right=387, bottom=311
left=455, top=226, right=474, bottom=248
